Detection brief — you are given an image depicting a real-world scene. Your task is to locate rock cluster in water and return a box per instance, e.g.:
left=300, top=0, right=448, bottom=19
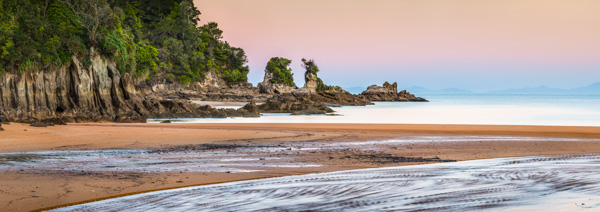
left=359, top=82, right=428, bottom=102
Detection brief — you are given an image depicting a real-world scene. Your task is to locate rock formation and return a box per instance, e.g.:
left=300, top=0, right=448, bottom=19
left=148, top=80, right=270, bottom=102
left=360, top=82, right=428, bottom=102
left=255, top=94, right=335, bottom=115
left=257, top=71, right=297, bottom=94
left=303, top=70, right=318, bottom=93
left=0, top=55, right=258, bottom=123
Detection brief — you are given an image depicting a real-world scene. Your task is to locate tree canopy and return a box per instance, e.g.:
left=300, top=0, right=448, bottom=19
left=301, top=58, right=319, bottom=75
left=266, top=57, right=295, bottom=87
left=0, top=0, right=249, bottom=84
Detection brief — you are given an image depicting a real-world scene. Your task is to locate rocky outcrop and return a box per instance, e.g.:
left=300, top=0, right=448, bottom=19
left=251, top=91, right=372, bottom=115
left=359, top=82, right=428, bottom=102
left=303, top=71, right=318, bottom=93
left=257, top=71, right=296, bottom=94
left=255, top=94, right=335, bottom=114
left=0, top=55, right=258, bottom=123
left=149, top=81, right=271, bottom=102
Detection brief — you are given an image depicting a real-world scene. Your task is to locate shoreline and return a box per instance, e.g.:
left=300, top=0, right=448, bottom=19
left=2, top=123, right=600, bottom=211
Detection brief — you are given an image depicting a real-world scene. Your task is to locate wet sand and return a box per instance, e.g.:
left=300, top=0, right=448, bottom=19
left=1, top=123, right=600, bottom=211
left=53, top=154, right=600, bottom=211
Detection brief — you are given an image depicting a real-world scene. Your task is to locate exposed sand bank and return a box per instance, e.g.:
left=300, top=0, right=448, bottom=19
left=1, top=123, right=600, bottom=211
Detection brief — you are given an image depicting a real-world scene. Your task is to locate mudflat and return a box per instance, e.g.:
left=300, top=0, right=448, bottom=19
left=1, top=123, right=600, bottom=211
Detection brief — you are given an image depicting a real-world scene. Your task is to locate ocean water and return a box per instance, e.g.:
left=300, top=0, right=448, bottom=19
left=149, top=94, right=600, bottom=126
left=52, top=154, right=600, bottom=211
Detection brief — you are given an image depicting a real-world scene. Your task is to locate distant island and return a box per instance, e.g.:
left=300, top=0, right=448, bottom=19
left=0, top=0, right=426, bottom=124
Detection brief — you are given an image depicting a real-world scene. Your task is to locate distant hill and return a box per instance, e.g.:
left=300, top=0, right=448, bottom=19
left=569, top=82, right=600, bottom=94
left=401, top=86, right=472, bottom=94
left=489, top=83, right=600, bottom=94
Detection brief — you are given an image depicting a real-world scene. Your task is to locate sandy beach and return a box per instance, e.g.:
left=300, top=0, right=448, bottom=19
left=1, top=123, right=600, bottom=211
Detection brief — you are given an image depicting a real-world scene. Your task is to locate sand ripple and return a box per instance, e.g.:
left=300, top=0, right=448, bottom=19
left=52, top=154, right=600, bottom=211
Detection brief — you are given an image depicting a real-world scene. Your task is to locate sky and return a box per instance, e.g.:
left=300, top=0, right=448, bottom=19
left=194, top=0, right=600, bottom=92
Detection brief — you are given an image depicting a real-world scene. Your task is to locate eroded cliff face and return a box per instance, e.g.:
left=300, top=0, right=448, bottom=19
left=0, top=55, right=146, bottom=122
left=0, top=55, right=258, bottom=123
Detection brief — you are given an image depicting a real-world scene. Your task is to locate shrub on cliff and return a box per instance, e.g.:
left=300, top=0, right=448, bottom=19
left=222, top=68, right=249, bottom=83
left=266, top=57, right=295, bottom=87
left=301, top=58, right=319, bottom=75
left=302, top=58, right=335, bottom=92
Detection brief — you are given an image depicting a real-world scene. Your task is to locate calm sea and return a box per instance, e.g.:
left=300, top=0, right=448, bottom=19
left=149, top=94, right=600, bottom=126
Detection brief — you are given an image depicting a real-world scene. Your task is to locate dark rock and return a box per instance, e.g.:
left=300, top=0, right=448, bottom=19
left=242, top=100, right=259, bottom=113
left=160, top=120, right=172, bottom=123
left=256, top=94, right=337, bottom=114
left=30, top=121, right=49, bottom=127
left=291, top=109, right=328, bottom=115
left=41, top=118, right=67, bottom=126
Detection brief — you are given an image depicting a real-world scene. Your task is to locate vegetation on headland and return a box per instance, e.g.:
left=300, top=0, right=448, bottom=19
left=266, top=57, right=295, bottom=87
left=0, top=0, right=249, bottom=84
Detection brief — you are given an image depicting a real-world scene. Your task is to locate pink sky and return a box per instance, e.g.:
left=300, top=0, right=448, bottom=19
left=194, top=0, right=600, bottom=91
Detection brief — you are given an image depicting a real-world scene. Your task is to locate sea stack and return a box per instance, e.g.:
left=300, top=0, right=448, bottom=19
left=257, top=57, right=297, bottom=94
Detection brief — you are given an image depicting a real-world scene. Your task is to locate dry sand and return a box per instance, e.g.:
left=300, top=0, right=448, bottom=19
left=1, top=123, right=600, bottom=211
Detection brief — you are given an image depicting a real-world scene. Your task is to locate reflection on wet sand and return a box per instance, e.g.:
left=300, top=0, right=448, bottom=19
left=52, top=154, right=600, bottom=211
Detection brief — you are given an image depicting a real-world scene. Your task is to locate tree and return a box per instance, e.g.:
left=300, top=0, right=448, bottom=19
left=58, top=0, right=116, bottom=48
left=266, top=57, right=295, bottom=87
left=301, top=58, right=319, bottom=75
left=0, top=0, right=249, bottom=84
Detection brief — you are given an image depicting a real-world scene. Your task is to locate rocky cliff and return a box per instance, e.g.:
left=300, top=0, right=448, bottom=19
left=0, top=55, right=257, bottom=123
left=359, top=82, right=428, bottom=102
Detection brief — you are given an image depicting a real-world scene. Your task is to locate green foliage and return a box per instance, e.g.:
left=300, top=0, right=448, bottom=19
left=301, top=58, right=333, bottom=92
left=18, top=60, right=36, bottom=73
left=135, top=43, right=158, bottom=78
left=222, top=67, right=248, bottom=83
left=0, top=0, right=249, bottom=84
left=301, top=58, right=319, bottom=75
left=316, top=78, right=328, bottom=92
left=266, top=57, right=295, bottom=87
left=382, top=81, right=398, bottom=90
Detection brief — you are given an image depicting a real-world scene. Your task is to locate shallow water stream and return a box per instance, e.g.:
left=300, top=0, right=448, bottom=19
left=51, top=154, right=600, bottom=211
